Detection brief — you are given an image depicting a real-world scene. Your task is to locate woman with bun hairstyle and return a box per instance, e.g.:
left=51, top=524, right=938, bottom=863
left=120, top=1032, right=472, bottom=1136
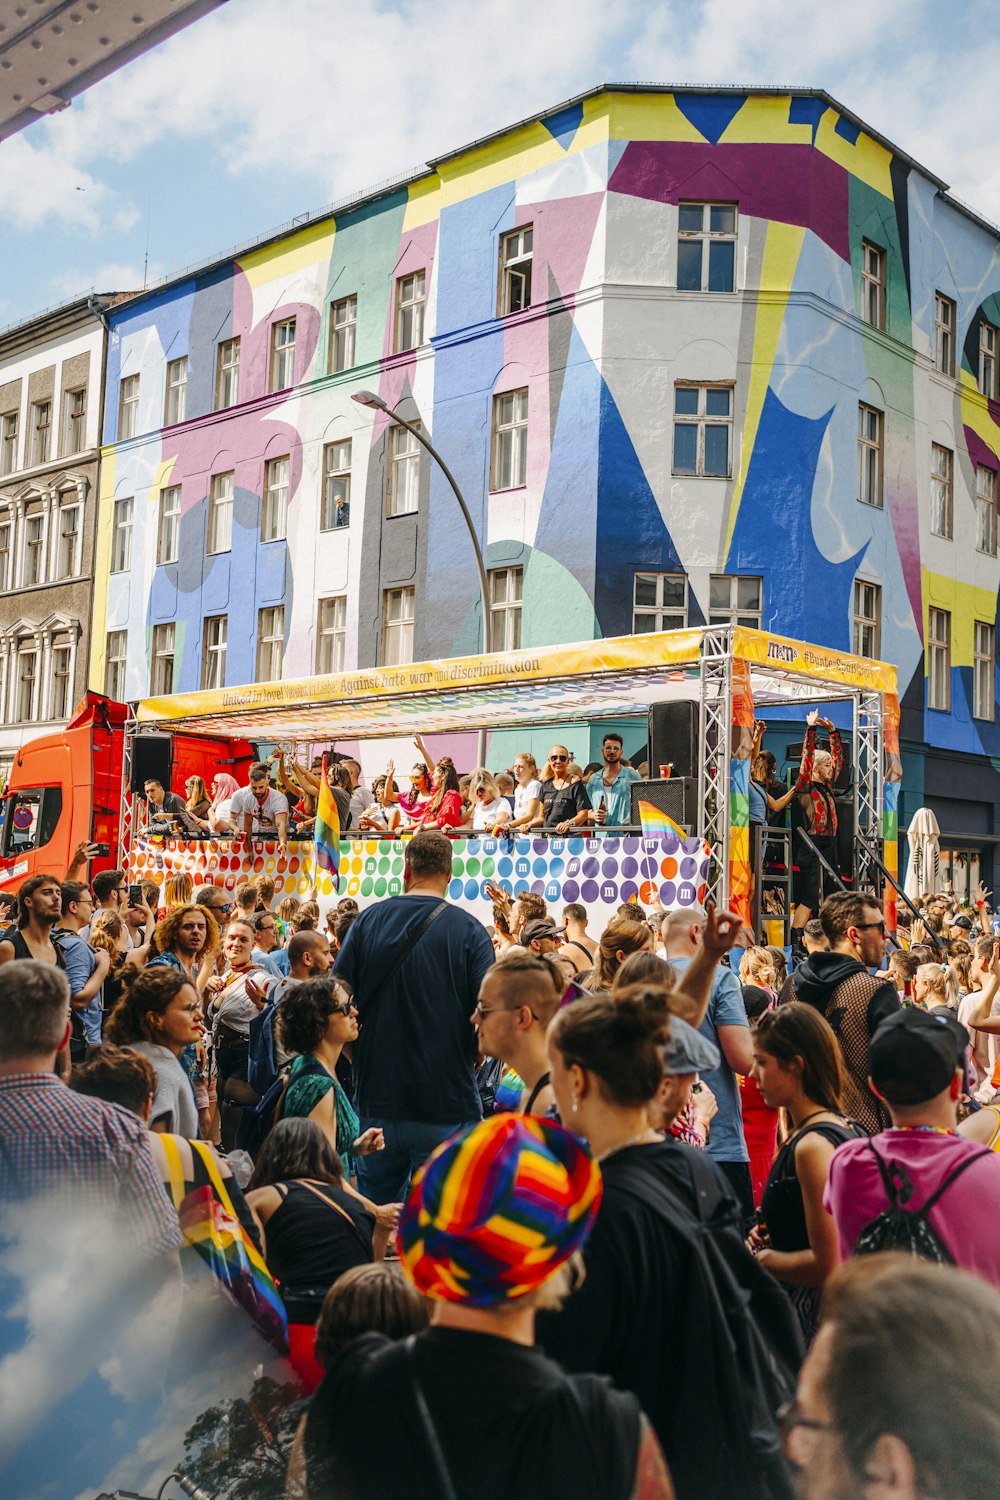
left=914, top=960, right=961, bottom=1010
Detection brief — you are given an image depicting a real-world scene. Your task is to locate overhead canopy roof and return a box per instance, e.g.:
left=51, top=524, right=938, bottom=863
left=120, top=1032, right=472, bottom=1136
left=135, top=628, right=897, bottom=744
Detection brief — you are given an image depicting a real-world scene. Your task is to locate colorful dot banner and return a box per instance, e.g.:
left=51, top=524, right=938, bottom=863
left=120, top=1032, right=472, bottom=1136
left=130, top=833, right=711, bottom=920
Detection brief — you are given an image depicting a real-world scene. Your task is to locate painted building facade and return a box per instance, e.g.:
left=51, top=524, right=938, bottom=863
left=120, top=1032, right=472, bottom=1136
left=88, top=86, right=1000, bottom=890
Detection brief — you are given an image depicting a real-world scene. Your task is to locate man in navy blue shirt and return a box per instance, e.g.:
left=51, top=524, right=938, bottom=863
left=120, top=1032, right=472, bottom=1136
left=334, top=830, right=493, bottom=1202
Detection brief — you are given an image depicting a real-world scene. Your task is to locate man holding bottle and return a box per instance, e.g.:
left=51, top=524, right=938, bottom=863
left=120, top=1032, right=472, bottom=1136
left=586, top=733, right=641, bottom=829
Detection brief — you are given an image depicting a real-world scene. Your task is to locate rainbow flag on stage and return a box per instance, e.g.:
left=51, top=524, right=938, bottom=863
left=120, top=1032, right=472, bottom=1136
left=638, top=798, right=686, bottom=840
left=315, top=755, right=341, bottom=887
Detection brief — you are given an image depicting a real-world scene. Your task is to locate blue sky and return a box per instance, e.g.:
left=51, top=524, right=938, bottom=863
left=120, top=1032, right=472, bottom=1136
left=0, top=0, right=993, bottom=329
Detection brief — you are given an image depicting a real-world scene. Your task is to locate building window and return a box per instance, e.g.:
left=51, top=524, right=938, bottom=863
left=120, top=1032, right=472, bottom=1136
left=105, top=629, right=127, bottom=700
left=382, top=586, right=414, bottom=666
left=256, top=606, right=284, bottom=681
left=329, top=295, right=357, bottom=374
left=498, top=225, right=533, bottom=315
left=0, top=517, right=10, bottom=592
left=23, top=513, right=45, bottom=586
left=934, top=293, right=956, bottom=376
left=394, top=271, right=425, bottom=353
left=709, top=574, right=762, bottom=628
left=672, top=384, right=733, bottom=477
left=261, top=456, right=289, bottom=542
left=491, top=389, right=528, bottom=490
left=633, top=572, right=688, bottom=632
left=16, top=643, right=38, bottom=721
left=111, top=496, right=133, bottom=574
left=31, top=400, right=52, bottom=466
left=853, top=579, right=881, bottom=658
left=930, top=443, right=953, bottom=539
left=270, top=318, right=296, bottom=392
left=321, top=439, right=351, bottom=530
left=164, top=357, right=188, bottom=425
left=974, top=621, right=995, bottom=721
left=201, top=614, right=227, bottom=691
left=861, top=241, right=886, bottom=330
left=215, top=337, right=240, bottom=409
left=49, top=644, right=72, bottom=721
left=117, top=376, right=139, bottom=442
left=489, top=566, right=522, bottom=651
left=980, top=321, right=999, bottom=401
left=0, top=411, right=17, bottom=476
left=151, top=622, right=175, bottom=696
left=57, top=499, right=81, bottom=578
left=977, top=465, right=998, bottom=556
left=63, top=387, right=86, bottom=453
left=207, top=471, right=233, bottom=554
left=387, top=421, right=421, bottom=516
left=156, top=484, right=181, bottom=565
left=317, top=595, right=347, bottom=673
left=927, top=606, right=951, bottom=711
left=677, top=202, right=737, bottom=293
left=858, top=402, right=883, bottom=507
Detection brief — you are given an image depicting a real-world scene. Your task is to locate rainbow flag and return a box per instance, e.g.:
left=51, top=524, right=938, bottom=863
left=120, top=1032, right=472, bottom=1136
left=638, top=798, right=686, bottom=839
left=315, top=755, right=341, bottom=886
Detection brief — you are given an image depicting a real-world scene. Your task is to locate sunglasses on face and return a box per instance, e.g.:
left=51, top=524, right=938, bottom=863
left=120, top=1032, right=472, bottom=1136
left=855, top=920, right=887, bottom=935
left=550, top=754, right=568, bottom=762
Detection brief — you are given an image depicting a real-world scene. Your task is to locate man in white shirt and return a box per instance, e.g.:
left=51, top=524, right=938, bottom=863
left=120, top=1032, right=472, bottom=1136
left=230, top=762, right=289, bottom=855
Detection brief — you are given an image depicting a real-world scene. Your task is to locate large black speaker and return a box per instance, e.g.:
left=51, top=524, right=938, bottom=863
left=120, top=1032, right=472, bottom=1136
left=834, top=795, right=856, bottom=884
left=131, top=733, right=173, bottom=794
left=648, top=701, right=698, bottom=780
left=785, top=737, right=852, bottom=794
left=630, top=777, right=698, bottom=831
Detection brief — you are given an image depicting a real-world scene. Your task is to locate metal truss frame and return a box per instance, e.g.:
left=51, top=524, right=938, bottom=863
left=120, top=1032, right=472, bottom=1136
left=118, top=709, right=137, bottom=865
left=853, top=689, right=884, bottom=896
left=698, top=626, right=734, bottom=910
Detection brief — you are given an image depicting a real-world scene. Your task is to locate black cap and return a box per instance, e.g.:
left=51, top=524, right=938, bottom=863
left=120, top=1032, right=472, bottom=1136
left=868, top=1007, right=969, bottom=1105
left=520, top=919, right=566, bottom=945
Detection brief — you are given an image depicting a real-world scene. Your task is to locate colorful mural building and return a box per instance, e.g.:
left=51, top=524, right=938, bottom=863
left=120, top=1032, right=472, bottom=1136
left=87, top=85, right=1000, bottom=895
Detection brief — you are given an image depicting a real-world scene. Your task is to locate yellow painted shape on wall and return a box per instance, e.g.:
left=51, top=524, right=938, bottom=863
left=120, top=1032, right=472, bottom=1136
left=714, top=93, right=816, bottom=146
left=237, top=218, right=335, bottom=291
left=960, top=382, right=1000, bottom=461
left=921, top=566, right=998, bottom=669
left=723, top=220, right=806, bottom=559
left=148, top=455, right=177, bottom=503
left=88, top=447, right=117, bottom=692
left=814, top=111, right=892, bottom=197
left=603, top=90, right=706, bottom=145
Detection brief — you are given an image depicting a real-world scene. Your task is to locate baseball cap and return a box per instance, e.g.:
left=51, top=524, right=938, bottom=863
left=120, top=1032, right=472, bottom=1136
left=397, top=1114, right=602, bottom=1307
left=951, top=914, right=975, bottom=932
left=868, top=1007, right=969, bottom=1105
left=520, top=918, right=566, bottom=945
left=661, top=1015, right=721, bottom=1075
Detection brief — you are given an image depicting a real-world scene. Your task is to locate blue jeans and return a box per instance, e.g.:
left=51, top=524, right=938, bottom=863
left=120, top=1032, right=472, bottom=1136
left=355, top=1117, right=477, bottom=1204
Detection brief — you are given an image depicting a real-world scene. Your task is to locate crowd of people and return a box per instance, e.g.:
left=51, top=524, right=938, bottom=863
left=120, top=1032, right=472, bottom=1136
left=3, top=792, right=1000, bottom=1497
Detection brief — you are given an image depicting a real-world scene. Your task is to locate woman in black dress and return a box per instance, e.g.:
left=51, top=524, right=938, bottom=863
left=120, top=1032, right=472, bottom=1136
left=538, top=744, right=592, bottom=834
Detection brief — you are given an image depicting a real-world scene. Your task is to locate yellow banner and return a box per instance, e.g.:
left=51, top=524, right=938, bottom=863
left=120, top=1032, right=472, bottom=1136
left=732, top=628, right=897, bottom=694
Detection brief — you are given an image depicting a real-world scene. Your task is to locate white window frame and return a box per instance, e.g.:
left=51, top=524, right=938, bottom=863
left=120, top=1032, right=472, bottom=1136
left=489, top=565, right=523, bottom=651
left=105, top=629, right=127, bottom=700
left=117, top=376, right=139, bottom=442
left=31, top=399, right=52, bottom=466
left=980, top=321, right=998, bottom=401
left=974, top=621, right=995, bottom=721
left=930, top=443, right=953, bottom=539
left=934, top=292, right=956, bottom=377
left=22, top=510, right=46, bottom=587
left=215, top=337, right=240, bottom=410
left=14, top=639, right=39, bottom=722
left=49, top=642, right=73, bottom=721
left=201, top=614, right=227, bottom=691
left=927, top=607, right=951, bottom=711
left=387, top=421, right=421, bottom=517
left=207, top=471, right=234, bottom=554
left=491, top=389, right=528, bottom=491
left=164, top=356, right=188, bottom=425
left=709, top=573, right=763, bottom=628
left=672, top=384, right=733, bottom=478
left=321, top=439, right=351, bottom=530
left=156, top=484, right=181, bottom=565
left=111, top=496, right=133, bottom=574
left=63, top=387, right=86, bottom=454
left=382, top=586, right=414, bottom=666
left=329, top=295, right=357, bottom=373
left=633, top=572, right=688, bottom=632
left=269, top=318, right=296, bottom=392
left=0, top=410, right=18, bottom=476
left=150, top=622, right=175, bottom=696
left=261, top=455, right=289, bottom=543
left=676, top=202, right=737, bottom=294
left=853, top=579, right=882, bottom=658
left=858, top=402, right=883, bottom=507
left=498, top=225, right=533, bottom=315
left=394, top=271, right=426, bottom=353
left=861, top=241, right=886, bottom=330
left=0, top=514, right=10, bottom=592
left=256, top=605, right=285, bottom=682
left=56, top=497, right=82, bottom=579
left=976, top=465, right=998, bottom=556
left=317, top=595, right=347, bottom=674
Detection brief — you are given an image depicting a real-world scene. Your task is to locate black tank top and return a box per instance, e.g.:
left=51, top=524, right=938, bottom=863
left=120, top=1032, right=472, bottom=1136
left=265, top=1179, right=374, bottom=1321
left=761, top=1120, right=863, bottom=1250
left=8, top=929, right=67, bottom=969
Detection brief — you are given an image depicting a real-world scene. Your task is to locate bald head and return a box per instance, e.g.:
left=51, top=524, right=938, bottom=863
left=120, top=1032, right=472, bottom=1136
left=288, top=929, right=332, bottom=977
left=662, top=904, right=706, bottom=956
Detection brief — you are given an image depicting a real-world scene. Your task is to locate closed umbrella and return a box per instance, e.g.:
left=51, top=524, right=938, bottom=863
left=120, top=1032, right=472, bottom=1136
left=904, top=807, right=941, bottom=900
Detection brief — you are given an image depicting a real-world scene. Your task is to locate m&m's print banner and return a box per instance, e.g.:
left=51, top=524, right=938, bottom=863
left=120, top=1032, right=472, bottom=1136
left=130, top=833, right=710, bottom=920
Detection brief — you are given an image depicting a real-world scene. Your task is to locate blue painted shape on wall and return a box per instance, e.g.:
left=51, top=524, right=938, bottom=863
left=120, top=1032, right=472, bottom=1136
left=834, top=114, right=861, bottom=145
left=532, top=320, right=602, bottom=607
left=104, top=279, right=198, bottom=443
left=593, top=377, right=683, bottom=637
left=788, top=95, right=826, bottom=145
left=728, top=387, right=865, bottom=646
left=673, top=92, right=748, bottom=145
left=435, top=183, right=516, bottom=336
left=541, top=101, right=584, bottom=151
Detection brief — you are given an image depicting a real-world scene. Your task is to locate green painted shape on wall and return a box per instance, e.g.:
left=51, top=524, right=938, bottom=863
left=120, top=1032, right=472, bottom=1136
left=321, top=189, right=409, bottom=371
left=451, top=544, right=600, bottom=657
left=848, top=176, right=911, bottom=343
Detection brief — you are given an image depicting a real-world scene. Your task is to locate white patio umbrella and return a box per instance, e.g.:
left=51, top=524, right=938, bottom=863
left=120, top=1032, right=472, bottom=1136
left=904, top=807, right=942, bottom=900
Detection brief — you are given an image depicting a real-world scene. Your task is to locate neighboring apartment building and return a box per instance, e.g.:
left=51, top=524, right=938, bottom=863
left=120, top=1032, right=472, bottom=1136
left=0, top=294, right=131, bottom=787
left=88, top=86, right=1000, bottom=890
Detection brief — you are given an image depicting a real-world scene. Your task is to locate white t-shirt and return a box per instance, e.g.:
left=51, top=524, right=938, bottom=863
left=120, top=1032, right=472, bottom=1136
left=230, top=785, right=289, bottom=834
left=514, top=779, right=542, bottom=820
left=211, top=796, right=234, bottom=826
left=472, top=796, right=512, bottom=831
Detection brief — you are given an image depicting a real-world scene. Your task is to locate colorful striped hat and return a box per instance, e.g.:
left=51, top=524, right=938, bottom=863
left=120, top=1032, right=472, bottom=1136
left=397, top=1114, right=603, bottom=1307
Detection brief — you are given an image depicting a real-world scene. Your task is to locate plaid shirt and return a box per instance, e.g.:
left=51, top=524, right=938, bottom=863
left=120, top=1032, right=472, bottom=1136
left=0, top=1073, right=182, bottom=1255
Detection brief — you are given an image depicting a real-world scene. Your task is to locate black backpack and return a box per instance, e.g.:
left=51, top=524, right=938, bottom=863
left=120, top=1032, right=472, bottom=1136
left=854, top=1140, right=991, bottom=1262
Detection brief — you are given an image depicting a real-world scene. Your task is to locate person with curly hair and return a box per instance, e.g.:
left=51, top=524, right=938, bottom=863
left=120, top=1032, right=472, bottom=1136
left=147, top=902, right=220, bottom=990
left=106, top=968, right=203, bottom=1136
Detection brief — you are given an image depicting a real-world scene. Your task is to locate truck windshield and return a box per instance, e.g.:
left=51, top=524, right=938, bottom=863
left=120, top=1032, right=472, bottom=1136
left=2, top=788, right=63, bottom=858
